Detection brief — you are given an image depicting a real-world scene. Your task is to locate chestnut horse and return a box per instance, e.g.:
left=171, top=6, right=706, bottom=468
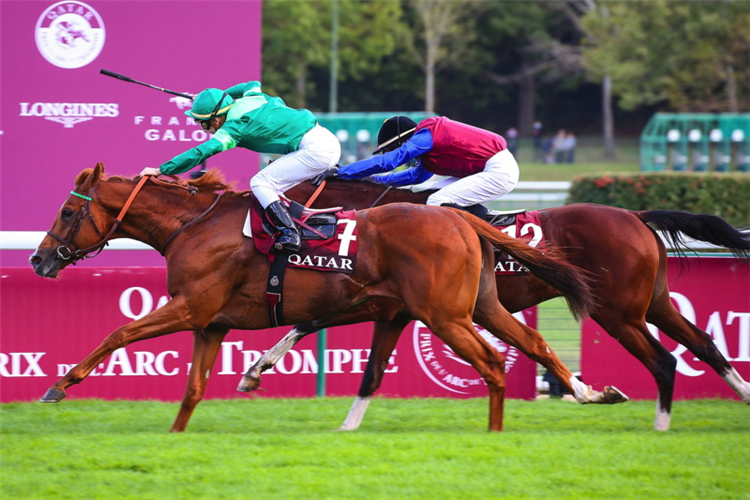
left=29, top=164, right=624, bottom=432
left=267, top=178, right=749, bottom=431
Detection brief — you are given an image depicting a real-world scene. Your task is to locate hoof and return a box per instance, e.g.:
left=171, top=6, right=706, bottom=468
left=40, top=387, right=66, bottom=403
left=236, top=376, right=260, bottom=393
left=602, top=385, right=629, bottom=404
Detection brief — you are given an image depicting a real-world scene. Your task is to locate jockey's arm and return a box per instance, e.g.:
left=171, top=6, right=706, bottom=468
left=224, top=81, right=263, bottom=99
left=338, top=129, right=433, bottom=179
left=371, top=165, right=432, bottom=187
left=158, top=128, right=237, bottom=175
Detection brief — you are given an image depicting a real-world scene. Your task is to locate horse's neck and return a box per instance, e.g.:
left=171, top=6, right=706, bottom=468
left=294, top=181, right=431, bottom=210
left=99, top=181, right=209, bottom=249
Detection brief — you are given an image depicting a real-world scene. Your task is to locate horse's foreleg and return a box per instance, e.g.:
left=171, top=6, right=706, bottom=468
left=339, top=316, right=410, bottom=431
left=41, top=295, right=197, bottom=403
left=646, top=294, right=750, bottom=406
left=237, top=325, right=313, bottom=392
left=170, top=327, right=229, bottom=433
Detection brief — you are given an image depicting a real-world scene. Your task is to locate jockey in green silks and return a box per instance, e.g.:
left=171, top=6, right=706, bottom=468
left=140, top=81, right=341, bottom=253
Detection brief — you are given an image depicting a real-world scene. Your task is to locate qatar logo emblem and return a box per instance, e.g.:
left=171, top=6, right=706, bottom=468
left=35, top=1, right=105, bottom=69
left=412, top=316, right=522, bottom=395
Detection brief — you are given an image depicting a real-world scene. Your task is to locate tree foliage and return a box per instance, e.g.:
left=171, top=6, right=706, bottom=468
left=261, top=0, right=750, bottom=136
left=582, top=0, right=750, bottom=112
left=262, top=0, right=404, bottom=109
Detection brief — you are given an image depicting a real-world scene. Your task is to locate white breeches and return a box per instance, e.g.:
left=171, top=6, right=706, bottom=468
left=425, top=149, right=520, bottom=207
left=251, top=124, right=341, bottom=208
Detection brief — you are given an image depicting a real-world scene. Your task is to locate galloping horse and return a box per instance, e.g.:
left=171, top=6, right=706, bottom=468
left=270, top=178, right=749, bottom=431
left=29, top=164, right=624, bottom=432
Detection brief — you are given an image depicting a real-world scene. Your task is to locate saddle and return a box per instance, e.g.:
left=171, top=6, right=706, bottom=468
left=259, top=206, right=338, bottom=240
left=486, top=208, right=527, bottom=227
left=246, top=196, right=358, bottom=327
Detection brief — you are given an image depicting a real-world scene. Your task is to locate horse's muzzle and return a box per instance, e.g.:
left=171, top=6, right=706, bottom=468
left=29, top=250, right=63, bottom=278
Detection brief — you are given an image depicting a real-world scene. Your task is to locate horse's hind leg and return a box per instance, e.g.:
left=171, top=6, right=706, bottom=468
left=592, top=312, right=676, bottom=430
left=646, top=290, right=750, bottom=405
left=427, top=318, right=507, bottom=431
left=473, top=295, right=628, bottom=405
left=340, top=315, right=411, bottom=431
left=170, top=326, right=229, bottom=433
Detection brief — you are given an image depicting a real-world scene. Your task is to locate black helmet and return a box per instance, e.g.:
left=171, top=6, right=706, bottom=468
left=373, top=116, right=417, bottom=154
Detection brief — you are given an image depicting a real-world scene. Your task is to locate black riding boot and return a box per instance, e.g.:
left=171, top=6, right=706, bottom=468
left=265, top=201, right=301, bottom=253
left=440, top=203, right=489, bottom=221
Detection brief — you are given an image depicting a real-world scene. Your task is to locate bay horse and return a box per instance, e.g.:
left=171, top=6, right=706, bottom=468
left=266, top=178, right=749, bottom=431
left=29, top=164, right=625, bottom=432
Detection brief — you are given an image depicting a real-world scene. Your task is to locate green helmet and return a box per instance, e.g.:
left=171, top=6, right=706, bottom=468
left=185, top=88, right=234, bottom=120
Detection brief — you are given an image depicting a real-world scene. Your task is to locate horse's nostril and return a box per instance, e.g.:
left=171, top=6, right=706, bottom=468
left=29, top=254, right=42, bottom=267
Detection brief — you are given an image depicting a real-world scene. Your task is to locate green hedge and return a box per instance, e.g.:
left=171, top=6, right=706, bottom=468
left=567, top=173, right=750, bottom=226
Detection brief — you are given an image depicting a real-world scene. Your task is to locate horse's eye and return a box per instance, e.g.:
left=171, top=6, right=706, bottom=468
left=61, top=208, right=74, bottom=219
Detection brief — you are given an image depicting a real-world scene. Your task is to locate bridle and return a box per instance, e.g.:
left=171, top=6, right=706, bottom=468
left=46, top=174, right=212, bottom=263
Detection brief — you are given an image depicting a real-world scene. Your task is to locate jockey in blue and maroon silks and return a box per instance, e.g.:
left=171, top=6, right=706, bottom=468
left=314, top=116, right=520, bottom=213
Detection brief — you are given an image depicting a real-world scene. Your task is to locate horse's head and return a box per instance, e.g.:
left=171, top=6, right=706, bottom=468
left=29, top=162, right=107, bottom=277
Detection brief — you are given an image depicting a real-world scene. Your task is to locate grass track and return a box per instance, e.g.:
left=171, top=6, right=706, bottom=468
left=1, top=398, right=748, bottom=500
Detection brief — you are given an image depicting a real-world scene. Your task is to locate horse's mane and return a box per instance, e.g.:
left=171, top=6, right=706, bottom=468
left=75, top=167, right=236, bottom=193
left=187, top=168, right=236, bottom=192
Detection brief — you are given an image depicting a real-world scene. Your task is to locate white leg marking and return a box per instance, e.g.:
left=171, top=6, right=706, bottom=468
left=654, top=402, right=671, bottom=431
left=571, top=376, right=592, bottom=403
left=237, top=328, right=307, bottom=391
left=338, top=396, right=372, bottom=431
left=722, top=367, right=750, bottom=404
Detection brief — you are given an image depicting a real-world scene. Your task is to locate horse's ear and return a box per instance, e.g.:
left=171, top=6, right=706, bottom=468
left=75, top=163, right=104, bottom=193
left=93, top=162, right=104, bottom=181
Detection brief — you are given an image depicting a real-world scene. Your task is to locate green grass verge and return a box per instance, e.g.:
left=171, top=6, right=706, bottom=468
left=520, top=162, right=640, bottom=182
left=2, top=398, right=747, bottom=500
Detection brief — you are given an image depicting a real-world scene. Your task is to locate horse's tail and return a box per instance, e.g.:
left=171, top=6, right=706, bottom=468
left=451, top=210, right=594, bottom=321
left=632, top=210, right=750, bottom=260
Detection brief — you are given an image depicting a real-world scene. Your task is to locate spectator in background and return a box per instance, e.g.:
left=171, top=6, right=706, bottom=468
left=505, top=127, right=518, bottom=156
left=542, top=137, right=554, bottom=164
left=553, top=129, right=567, bottom=164
left=564, top=131, right=577, bottom=164
left=532, top=121, right=544, bottom=162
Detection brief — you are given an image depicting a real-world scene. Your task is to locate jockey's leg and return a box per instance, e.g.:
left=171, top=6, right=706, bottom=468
left=265, top=201, right=301, bottom=253
left=426, top=149, right=519, bottom=208
left=251, top=124, right=341, bottom=252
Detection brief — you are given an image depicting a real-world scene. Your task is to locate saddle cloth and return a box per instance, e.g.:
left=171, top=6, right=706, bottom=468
left=246, top=198, right=359, bottom=274
left=490, top=210, right=546, bottom=275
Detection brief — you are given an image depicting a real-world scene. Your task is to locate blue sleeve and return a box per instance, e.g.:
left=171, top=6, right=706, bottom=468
left=338, top=129, right=433, bottom=179
left=372, top=165, right=433, bottom=187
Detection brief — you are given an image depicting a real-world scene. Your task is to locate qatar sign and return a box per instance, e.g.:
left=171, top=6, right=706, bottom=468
left=0, top=267, right=537, bottom=402
left=582, top=256, right=750, bottom=400
left=0, top=1, right=261, bottom=260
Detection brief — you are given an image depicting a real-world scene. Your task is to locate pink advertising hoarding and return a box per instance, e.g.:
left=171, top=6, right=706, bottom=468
left=0, top=0, right=262, bottom=267
left=582, top=256, right=750, bottom=400
left=0, top=267, right=538, bottom=402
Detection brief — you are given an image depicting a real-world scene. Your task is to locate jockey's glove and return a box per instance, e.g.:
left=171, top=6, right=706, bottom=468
left=312, top=167, right=339, bottom=186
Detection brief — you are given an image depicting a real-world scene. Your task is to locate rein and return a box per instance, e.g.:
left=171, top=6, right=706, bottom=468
left=304, top=180, right=392, bottom=210
left=370, top=185, right=393, bottom=208
left=159, top=192, right=222, bottom=255
left=47, top=176, right=149, bottom=262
